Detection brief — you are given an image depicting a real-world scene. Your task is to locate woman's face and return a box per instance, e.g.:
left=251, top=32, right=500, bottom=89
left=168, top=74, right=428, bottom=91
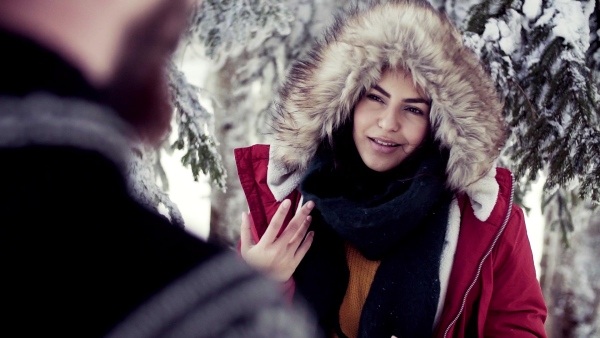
left=352, top=69, right=431, bottom=172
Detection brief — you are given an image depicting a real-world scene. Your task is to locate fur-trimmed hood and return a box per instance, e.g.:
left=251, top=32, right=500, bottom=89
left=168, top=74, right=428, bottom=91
left=268, top=0, right=506, bottom=194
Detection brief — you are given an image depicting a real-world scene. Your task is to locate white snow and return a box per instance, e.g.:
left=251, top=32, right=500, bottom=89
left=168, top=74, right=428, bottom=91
left=535, top=6, right=556, bottom=27
left=551, top=0, right=593, bottom=59
left=159, top=147, right=211, bottom=240
left=498, top=21, right=517, bottom=55
left=482, top=12, right=521, bottom=56
left=483, top=20, right=500, bottom=41
left=155, top=46, right=216, bottom=240
left=523, top=0, right=542, bottom=20
left=523, top=176, right=547, bottom=279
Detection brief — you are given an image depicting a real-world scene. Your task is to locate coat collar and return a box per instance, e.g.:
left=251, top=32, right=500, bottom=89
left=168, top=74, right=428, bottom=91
left=267, top=145, right=500, bottom=222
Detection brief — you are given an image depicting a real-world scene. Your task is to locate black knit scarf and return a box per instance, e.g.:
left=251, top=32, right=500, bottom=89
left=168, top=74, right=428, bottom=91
left=294, top=128, right=453, bottom=338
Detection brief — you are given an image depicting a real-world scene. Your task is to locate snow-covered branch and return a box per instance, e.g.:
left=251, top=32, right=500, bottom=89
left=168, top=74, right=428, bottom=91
left=167, top=61, right=227, bottom=191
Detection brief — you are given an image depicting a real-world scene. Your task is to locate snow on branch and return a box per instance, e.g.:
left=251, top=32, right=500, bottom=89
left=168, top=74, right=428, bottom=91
left=465, top=0, right=600, bottom=201
left=191, top=0, right=294, bottom=60
left=167, top=61, right=227, bottom=191
left=127, top=143, right=185, bottom=228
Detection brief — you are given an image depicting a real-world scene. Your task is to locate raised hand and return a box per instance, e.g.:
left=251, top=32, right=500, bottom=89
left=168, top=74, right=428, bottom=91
left=240, top=199, right=315, bottom=282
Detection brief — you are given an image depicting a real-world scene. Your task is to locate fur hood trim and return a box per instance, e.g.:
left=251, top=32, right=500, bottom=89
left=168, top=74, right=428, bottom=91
left=268, top=0, right=506, bottom=194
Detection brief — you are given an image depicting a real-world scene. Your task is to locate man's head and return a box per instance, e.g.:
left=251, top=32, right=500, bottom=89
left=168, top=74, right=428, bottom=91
left=0, top=0, right=196, bottom=144
left=101, top=0, right=197, bottom=145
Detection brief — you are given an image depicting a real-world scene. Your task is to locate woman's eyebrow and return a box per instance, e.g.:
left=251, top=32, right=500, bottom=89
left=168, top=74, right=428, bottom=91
left=374, top=85, right=431, bottom=106
left=373, top=85, right=391, bottom=98
left=404, top=98, right=432, bottom=106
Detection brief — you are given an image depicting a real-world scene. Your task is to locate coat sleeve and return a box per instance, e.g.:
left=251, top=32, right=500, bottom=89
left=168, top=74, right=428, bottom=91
left=234, top=145, right=302, bottom=240
left=234, top=144, right=302, bottom=302
left=483, top=203, right=547, bottom=337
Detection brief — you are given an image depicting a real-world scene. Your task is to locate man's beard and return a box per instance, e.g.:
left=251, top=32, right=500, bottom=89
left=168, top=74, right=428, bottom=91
left=102, top=57, right=172, bottom=145
left=100, top=1, right=191, bottom=145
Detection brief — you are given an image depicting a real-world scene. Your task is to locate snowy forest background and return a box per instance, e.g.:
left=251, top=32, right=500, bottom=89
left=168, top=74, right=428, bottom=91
left=129, top=0, right=600, bottom=336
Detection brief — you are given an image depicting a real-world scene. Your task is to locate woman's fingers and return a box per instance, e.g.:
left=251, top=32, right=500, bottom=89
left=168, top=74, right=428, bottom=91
left=293, top=230, right=314, bottom=263
left=281, top=201, right=314, bottom=243
left=261, top=199, right=291, bottom=244
left=288, top=214, right=312, bottom=246
left=239, top=200, right=316, bottom=282
left=239, top=212, right=255, bottom=254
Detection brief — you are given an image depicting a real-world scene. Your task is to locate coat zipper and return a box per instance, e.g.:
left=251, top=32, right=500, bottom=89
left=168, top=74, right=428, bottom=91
left=442, top=173, right=515, bottom=338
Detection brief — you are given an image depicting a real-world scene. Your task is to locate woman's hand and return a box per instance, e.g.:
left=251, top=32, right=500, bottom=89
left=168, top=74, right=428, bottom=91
left=240, top=199, right=315, bottom=282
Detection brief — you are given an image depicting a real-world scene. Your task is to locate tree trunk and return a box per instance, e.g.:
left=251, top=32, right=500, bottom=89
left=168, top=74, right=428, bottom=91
left=202, top=0, right=320, bottom=247
left=205, top=57, right=265, bottom=248
left=206, top=60, right=246, bottom=247
left=202, top=0, right=383, bottom=247
left=540, top=206, right=600, bottom=337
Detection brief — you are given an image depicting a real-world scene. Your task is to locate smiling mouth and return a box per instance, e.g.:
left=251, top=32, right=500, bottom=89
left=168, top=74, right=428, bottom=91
left=369, top=137, right=401, bottom=147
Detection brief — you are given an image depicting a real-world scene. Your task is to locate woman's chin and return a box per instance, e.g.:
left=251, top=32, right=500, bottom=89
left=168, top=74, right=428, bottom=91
left=362, top=158, right=403, bottom=172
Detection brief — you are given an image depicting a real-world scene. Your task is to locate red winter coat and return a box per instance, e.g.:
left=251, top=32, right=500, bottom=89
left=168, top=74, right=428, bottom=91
left=235, top=144, right=547, bottom=338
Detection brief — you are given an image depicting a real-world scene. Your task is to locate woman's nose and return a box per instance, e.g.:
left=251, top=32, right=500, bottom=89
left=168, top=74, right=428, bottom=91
left=377, top=107, right=399, bottom=132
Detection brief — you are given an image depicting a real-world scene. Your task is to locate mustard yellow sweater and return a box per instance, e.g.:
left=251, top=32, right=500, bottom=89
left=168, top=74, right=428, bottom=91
left=335, top=242, right=381, bottom=338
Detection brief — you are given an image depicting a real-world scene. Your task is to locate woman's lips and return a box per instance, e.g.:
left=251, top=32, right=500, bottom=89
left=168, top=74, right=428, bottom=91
left=368, top=137, right=401, bottom=154
left=369, top=137, right=400, bottom=146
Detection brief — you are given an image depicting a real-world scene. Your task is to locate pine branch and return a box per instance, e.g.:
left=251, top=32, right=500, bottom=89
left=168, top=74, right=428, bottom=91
left=168, top=61, right=227, bottom=191
left=192, top=0, right=294, bottom=59
left=462, top=0, right=600, bottom=242
left=585, top=0, right=600, bottom=72
left=542, top=188, right=577, bottom=247
left=466, top=0, right=514, bottom=34
left=127, top=144, right=185, bottom=228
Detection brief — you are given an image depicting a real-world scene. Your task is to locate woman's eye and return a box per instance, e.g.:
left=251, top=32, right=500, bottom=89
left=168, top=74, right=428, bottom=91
left=406, top=107, right=424, bottom=115
left=366, top=94, right=384, bottom=103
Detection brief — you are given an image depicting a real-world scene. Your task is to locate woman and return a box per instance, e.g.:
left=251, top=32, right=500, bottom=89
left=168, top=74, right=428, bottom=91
left=235, top=0, right=547, bottom=337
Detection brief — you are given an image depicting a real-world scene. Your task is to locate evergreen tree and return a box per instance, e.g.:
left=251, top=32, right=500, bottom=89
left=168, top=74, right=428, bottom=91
left=457, top=0, right=599, bottom=336
left=189, top=0, right=351, bottom=245
left=127, top=142, right=185, bottom=228
left=167, top=60, right=226, bottom=191
left=460, top=0, right=599, bottom=200
left=126, top=5, right=227, bottom=230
